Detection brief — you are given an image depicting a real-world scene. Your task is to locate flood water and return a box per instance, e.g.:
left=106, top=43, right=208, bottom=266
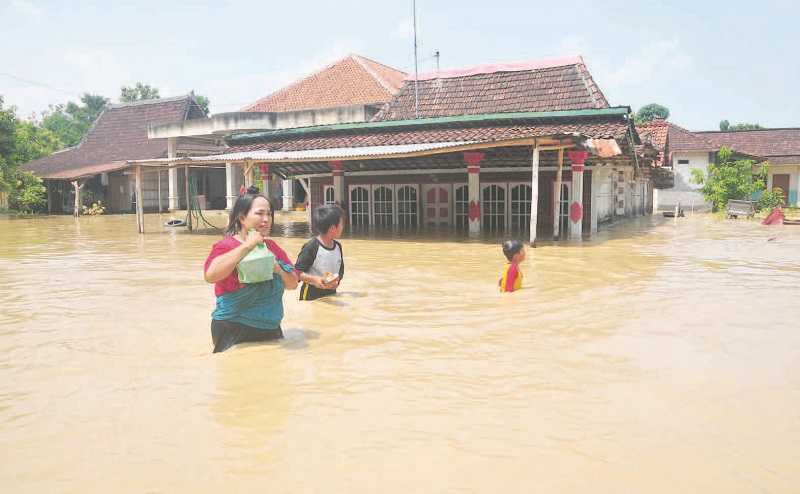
left=1, top=212, right=799, bottom=492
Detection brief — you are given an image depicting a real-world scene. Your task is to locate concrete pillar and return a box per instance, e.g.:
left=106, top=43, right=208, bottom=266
left=135, top=165, right=144, bottom=234
left=167, top=137, right=179, bottom=211
left=331, top=160, right=345, bottom=207
left=225, top=162, right=237, bottom=210
left=652, top=187, right=659, bottom=214
left=464, top=151, right=485, bottom=238
left=591, top=166, right=600, bottom=233
left=529, top=145, right=540, bottom=245
left=568, top=150, right=588, bottom=239
left=553, top=148, right=564, bottom=239
left=282, top=179, right=293, bottom=211
left=615, top=169, right=626, bottom=217
left=260, top=164, right=270, bottom=200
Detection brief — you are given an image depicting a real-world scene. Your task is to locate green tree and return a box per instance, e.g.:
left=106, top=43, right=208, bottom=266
left=690, top=147, right=767, bottom=211
left=41, top=93, right=108, bottom=148
left=0, top=96, right=59, bottom=212
left=194, top=94, right=210, bottom=115
left=720, top=120, right=763, bottom=131
left=120, top=83, right=160, bottom=102
left=634, top=103, right=670, bottom=124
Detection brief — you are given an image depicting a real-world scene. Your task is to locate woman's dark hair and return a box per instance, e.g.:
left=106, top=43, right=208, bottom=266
left=224, top=185, right=274, bottom=236
left=502, top=239, right=524, bottom=261
left=314, top=204, right=344, bottom=234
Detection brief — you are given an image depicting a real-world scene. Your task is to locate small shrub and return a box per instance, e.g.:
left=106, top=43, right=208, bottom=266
left=758, top=188, right=785, bottom=212
left=81, top=201, right=106, bottom=215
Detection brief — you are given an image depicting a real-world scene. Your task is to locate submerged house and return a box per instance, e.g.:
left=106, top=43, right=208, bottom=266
left=21, top=95, right=220, bottom=214
left=149, top=54, right=407, bottom=211
left=138, top=56, right=655, bottom=241
left=645, top=121, right=800, bottom=211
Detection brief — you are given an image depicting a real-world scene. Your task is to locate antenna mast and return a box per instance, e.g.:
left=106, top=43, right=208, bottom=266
left=413, top=0, right=420, bottom=119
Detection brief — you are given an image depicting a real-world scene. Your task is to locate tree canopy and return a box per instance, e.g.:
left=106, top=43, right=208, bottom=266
left=120, top=82, right=160, bottom=102
left=634, top=103, right=670, bottom=124
left=719, top=120, right=763, bottom=131
left=41, top=93, right=109, bottom=148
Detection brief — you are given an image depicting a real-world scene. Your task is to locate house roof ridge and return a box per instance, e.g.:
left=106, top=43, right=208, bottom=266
left=696, top=127, right=800, bottom=133
left=410, top=55, right=585, bottom=81
left=352, top=54, right=404, bottom=94
left=109, top=94, right=191, bottom=109
left=241, top=55, right=359, bottom=112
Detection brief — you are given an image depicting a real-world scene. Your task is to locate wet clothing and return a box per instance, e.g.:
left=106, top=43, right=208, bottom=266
left=295, top=237, right=344, bottom=301
left=211, top=320, right=283, bottom=353
left=499, top=263, right=523, bottom=293
left=204, top=236, right=295, bottom=352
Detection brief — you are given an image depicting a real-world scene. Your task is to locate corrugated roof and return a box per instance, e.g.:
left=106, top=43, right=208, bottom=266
left=178, top=141, right=480, bottom=163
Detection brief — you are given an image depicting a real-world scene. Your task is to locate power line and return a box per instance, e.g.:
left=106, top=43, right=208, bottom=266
left=0, top=71, right=85, bottom=98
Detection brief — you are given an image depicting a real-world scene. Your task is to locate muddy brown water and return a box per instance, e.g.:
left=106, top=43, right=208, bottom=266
left=1, top=212, right=799, bottom=492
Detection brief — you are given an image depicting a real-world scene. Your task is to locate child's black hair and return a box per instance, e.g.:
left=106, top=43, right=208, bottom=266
left=314, top=204, right=344, bottom=235
left=502, top=239, right=524, bottom=261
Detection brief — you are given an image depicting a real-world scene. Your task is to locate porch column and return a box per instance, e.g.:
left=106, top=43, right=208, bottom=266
left=167, top=137, right=179, bottom=210
left=529, top=144, right=540, bottom=246
left=71, top=179, right=85, bottom=217
left=465, top=151, right=485, bottom=238
left=652, top=187, right=659, bottom=214
left=568, top=150, right=588, bottom=240
left=553, top=148, right=564, bottom=239
left=135, top=165, right=144, bottom=234
left=46, top=180, right=53, bottom=214
left=225, top=162, right=236, bottom=210
left=299, top=178, right=312, bottom=226
left=185, top=165, right=192, bottom=232
left=591, top=165, right=600, bottom=233
left=282, top=179, right=294, bottom=211
left=331, top=160, right=345, bottom=207
left=260, top=164, right=271, bottom=200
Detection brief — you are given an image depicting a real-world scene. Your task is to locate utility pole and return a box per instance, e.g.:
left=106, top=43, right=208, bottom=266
left=413, top=0, right=420, bottom=119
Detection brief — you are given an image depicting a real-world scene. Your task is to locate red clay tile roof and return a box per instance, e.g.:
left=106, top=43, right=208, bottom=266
left=242, top=54, right=407, bottom=112
left=695, top=128, right=800, bottom=163
left=22, top=96, right=215, bottom=180
left=667, top=122, right=717, bottom=152
left=372, top=56, right=609, bottom=121
left=636, top=118, right=670, bottom=166
left=228, top=116, right=630, bottom=154
left=636, top=119, right=669, bottom=152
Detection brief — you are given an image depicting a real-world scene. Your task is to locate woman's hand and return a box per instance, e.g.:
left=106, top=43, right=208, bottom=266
left=243, top=229, right=265, bottom=250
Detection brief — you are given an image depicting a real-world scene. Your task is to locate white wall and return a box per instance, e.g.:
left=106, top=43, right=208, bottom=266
left=658, top=151, right=712, bottom=210
left=594, top=167, right=614, bottom=223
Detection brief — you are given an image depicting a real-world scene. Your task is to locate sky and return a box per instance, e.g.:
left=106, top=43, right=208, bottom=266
left=1, top=0, right=798, bottom=131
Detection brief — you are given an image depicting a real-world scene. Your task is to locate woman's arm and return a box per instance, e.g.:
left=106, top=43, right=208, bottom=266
left=204, top=232, right=262, bottom=283
left=274, top=262, right=299, bottom=290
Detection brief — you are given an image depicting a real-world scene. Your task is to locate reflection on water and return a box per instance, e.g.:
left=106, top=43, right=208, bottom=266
left=1, top=212, right=799, bottom=492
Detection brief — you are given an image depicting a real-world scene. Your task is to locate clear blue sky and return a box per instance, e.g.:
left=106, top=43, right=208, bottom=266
left=1, top=0, right=798, bottom=130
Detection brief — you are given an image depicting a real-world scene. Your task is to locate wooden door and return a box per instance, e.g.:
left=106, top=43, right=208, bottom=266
left=423, top=184, right=450, bottom=227
left=772, top=174, right=790, bottom=204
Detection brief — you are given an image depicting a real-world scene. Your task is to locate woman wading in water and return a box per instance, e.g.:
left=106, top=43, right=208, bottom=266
left=203, top=186, right=298, bottom=353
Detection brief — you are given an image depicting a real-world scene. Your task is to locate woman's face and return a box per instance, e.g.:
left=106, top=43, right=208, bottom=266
left=239, top=197, right=272, bottom=236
